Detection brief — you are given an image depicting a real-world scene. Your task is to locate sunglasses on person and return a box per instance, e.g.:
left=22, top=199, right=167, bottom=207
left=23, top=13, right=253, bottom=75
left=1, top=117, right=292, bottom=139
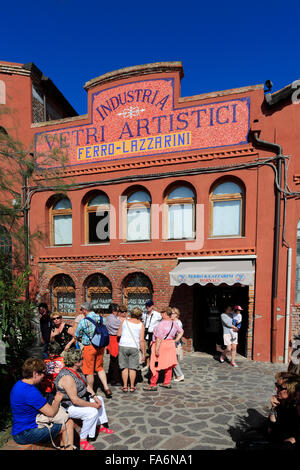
left=52, top=316, right=62, bottom=320
left=275, top=382, right=288, bottom=391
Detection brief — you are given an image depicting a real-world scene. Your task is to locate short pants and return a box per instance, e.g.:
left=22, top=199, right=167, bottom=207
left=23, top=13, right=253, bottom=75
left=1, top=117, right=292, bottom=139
left=118, top=346, right=139, bottom=370
left=82, top=344, right=104, bottom=375
left=223, top=333, right=238, bottom=346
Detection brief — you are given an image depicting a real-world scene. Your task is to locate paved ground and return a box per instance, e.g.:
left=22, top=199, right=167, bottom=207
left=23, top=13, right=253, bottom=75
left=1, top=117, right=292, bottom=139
left=91, top=352, right=285, bottom=451
left=26, top=345, right=286, bottom=450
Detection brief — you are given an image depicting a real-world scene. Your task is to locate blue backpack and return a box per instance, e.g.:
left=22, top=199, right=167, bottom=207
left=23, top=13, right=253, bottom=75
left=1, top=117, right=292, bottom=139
left=85, top=316, right=109, bottom=348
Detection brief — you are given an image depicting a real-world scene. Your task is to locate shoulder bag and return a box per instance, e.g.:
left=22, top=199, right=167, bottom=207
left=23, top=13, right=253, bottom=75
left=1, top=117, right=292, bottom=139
left=35, top=405, right=70, bottom=449
left=125, top=320, right=143, bottom=366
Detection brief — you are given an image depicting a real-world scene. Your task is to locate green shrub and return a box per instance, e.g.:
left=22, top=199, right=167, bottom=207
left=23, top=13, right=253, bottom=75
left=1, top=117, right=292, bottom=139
left=0, top=254, right=35, bottom=430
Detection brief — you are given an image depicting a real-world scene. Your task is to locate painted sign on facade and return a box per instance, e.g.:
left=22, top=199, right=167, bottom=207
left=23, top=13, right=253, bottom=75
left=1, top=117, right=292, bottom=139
left=35, top=78, right=250, bottom=169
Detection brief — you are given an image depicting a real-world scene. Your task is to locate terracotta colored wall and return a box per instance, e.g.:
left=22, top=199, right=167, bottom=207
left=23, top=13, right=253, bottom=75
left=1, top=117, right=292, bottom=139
left=9, top=64, right=300, bottom=362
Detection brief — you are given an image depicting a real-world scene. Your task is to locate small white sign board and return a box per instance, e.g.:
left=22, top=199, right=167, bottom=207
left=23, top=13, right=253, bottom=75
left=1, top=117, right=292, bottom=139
left=0, top=340, right=6, bottom=364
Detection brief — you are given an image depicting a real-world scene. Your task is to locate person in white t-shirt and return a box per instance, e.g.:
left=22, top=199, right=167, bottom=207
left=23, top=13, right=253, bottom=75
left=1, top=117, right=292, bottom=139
left=142, top=300, right=162, bottom=370
left=117, top=308, right=145, bottom=392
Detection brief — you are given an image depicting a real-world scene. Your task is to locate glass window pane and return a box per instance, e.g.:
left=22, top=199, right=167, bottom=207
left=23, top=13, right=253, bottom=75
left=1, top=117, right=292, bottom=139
left=296, top=292, right=300, bottom=303
left=87, top=274, right=111, bottom=288
left=127, top=293, right=152, bottom=312
left=90, top=293, right=112, bottom=311
left=168, top=186, right=194, bottom=200
left=168, top=204, right=193, bottom=239
left=297, top=222, right=300, bottom=255
left=213, top=182, right=242, bottom=196
left=57, top=292, right=75, bottom=313
left=88, top=194, right=109, bottom=206
left=128, top=191, right=151, bottom=203
left=126, top=273, right=152, bottom=288
left=53, top=198, right=72, bottom=210
left=213, top=200, right=241, bottom=236
left=127, top=207, right=150, bottom=240
left=88, top=211, right=110, bottom=243
left=54, top=215, right=72, bottom=245
left=0, top=225, right=12, bottom=255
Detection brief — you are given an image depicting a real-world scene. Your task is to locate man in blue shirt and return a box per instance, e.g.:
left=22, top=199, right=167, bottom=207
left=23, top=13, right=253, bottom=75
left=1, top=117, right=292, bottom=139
left=75, top=302, right=112, bottom=398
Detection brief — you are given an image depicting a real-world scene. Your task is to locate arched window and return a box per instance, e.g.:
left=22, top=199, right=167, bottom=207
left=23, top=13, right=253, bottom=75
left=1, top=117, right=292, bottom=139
left=0, top=80, right=6, bottom=105
left=0, top=226, right=12, bottom=276
left=210, top=180, right=244, bottom=237
left=85, top=193, right=110, bottom=244
left=50, top=197, right=72, bottom=245
left=122, top=272, right=153, bottom=311
left=127, top=190, right=151, bottom=241
left=0, top=225, right=12, bottom=255
left=51, top=274, right=76, bottom=314
left=296, top=220, right=300, bottom=303
left=0, top=126, right=8, bottom=135
left=84, top=273, right=112, bottom=313
left=166, top=185, right=195, bottom=239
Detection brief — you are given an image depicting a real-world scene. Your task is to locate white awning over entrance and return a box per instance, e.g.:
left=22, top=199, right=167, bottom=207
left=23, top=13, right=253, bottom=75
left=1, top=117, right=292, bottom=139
left=169, top=259, right=254, bottom=286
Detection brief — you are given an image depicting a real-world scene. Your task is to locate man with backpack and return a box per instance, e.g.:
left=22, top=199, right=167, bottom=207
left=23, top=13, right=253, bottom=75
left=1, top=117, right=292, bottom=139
left=75, top=302, right=112, bottom=399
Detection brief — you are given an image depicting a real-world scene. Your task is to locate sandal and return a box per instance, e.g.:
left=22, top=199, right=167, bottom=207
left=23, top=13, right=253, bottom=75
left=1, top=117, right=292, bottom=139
left=143, top=385, right=157, bottom=391
left=97, top=426, right=115, bottom=435
left=129, top=387, right=136, bottom=393
left=80, top=439, right=95, bottom=450
left=122, top=386, right=128, bottom=393
left=104, top=388, right=112, bottom=398
left=159, top=383, right=171, bottom=388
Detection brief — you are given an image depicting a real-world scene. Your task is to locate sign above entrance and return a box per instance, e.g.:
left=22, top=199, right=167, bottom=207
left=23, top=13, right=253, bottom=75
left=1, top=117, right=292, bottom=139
left=35, top=78, right=250, bottom=170
left=169, top=260, right=254, bottom=286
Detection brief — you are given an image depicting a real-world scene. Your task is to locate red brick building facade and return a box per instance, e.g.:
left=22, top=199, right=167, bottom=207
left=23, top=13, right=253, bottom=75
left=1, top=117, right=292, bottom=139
left=1, top=60, right=300, bottom=363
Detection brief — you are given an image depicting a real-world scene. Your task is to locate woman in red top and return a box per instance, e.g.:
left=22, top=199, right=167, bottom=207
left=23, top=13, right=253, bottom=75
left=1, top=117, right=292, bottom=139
left=143, top=307, right=183, bottom=391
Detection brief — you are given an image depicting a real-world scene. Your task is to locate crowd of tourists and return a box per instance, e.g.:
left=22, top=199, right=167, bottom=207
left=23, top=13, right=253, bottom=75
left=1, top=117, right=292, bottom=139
left=9, top=299, right=300, bottom=451
left=9, top=299, right=185, bottom=450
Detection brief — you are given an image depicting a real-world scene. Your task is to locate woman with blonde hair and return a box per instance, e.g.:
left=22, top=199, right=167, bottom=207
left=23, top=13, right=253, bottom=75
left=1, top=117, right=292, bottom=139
left=50, top=312, right=76, bottom=354
left=117, top=307, right=145, bottom=392
left=143, top=306, right=183, bottom=391
left=54, top=349, right=114, bottom=451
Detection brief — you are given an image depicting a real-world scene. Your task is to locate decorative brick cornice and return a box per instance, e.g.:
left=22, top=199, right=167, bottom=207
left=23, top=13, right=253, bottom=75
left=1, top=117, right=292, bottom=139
left=38, top=247, right=256, bottom=263
left=34, top=147, right=257, bottom=181
left=0, top=63, right=30, bottom=76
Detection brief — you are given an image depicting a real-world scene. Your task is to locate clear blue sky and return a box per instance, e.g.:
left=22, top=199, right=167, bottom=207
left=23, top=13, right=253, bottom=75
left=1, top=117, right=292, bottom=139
left=2, top=0, right=300, bottom=115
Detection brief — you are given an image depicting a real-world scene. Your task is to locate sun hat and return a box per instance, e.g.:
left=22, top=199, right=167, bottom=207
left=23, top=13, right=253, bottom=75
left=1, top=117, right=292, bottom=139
left=233, top=305, right=243, bottom=311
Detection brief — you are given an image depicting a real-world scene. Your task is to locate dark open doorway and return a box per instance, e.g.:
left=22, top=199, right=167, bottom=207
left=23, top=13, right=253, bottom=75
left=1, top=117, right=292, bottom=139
left=192, top=284, right=249, bottom=356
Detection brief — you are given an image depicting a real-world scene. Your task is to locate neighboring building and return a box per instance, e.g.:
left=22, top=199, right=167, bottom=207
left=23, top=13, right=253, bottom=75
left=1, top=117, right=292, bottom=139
left=0, top=60, right=77, bottom=277
left=4, top=60, right=300, bottom=362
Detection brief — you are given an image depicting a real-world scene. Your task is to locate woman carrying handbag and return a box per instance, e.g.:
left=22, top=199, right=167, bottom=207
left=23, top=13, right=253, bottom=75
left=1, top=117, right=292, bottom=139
left=143, top=307, right=183, bottom=391
left=117, top=307, right=146, bottom=392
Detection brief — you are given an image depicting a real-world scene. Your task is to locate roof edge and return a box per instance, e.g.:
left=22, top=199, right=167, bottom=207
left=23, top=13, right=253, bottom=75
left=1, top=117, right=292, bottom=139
left=84, top=61, right=184, bottom=90
left=264, top=79, right=300, bottom=106
left=180, top=84, right=264, bottom=102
